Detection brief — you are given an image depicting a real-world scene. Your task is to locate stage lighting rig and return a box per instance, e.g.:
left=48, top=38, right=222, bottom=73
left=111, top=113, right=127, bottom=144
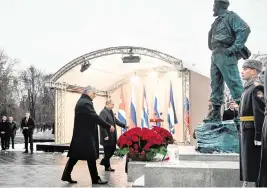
left=80, top=57, right=91, bottom=72
left=122, top=48, right=141, bottom=63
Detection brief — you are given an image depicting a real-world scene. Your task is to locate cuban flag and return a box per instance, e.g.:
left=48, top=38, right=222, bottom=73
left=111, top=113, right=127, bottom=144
left=141, top=86, right=149, bottom=128
left=118, top=87, right=127, bottom=133
left=130, top=85, right=137, bottom=127
left=167, top=82, right=178, bottom=134
left=153, top=89, right=160, bottom=127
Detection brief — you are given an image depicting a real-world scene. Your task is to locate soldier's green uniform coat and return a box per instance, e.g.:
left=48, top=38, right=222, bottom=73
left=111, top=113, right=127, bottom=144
left=208, top=10, right=251, bottom=105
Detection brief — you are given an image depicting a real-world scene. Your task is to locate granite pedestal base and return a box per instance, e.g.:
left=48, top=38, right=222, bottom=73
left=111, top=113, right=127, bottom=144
left=129, top=146, right=241, bottom=187
left=144, top=161, right=241, bottom=187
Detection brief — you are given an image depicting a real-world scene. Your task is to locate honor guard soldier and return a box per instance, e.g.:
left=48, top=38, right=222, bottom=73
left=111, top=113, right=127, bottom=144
left=239, top=59, right=265, bottom=187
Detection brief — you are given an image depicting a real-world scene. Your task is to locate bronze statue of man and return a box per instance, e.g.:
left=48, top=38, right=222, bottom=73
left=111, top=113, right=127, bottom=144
left=207, top=0, right=251, bottom=121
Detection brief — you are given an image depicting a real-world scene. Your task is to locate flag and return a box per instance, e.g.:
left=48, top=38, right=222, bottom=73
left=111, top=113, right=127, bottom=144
left=118, top=87, right=127, bottom=133
left=153, top=89, right=160, bottom=127
left=141, top=86, right=149, bottom=128
left=167, top=82, right=178, bottom=134
left=130, top=85, right=137, bottom=127
left=184, top=97, right=190, bottom=135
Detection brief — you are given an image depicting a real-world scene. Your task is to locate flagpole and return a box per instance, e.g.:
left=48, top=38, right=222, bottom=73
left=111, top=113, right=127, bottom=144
left=182, top=72, right=186, bottom=145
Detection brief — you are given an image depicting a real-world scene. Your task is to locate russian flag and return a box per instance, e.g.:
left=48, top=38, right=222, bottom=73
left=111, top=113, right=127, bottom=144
left=168, top=82, right=178, bottom=134
left=118, top=87, right=127, bottom=133
left=130, top=85, right=137, bottom=127
left=153, top=89, right=160, bottom=127
left=141, top=86, right=149, bottom=128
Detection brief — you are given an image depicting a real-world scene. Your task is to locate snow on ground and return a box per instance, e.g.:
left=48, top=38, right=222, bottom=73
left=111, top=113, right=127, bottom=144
left=33, top=129, right=54, bottom=139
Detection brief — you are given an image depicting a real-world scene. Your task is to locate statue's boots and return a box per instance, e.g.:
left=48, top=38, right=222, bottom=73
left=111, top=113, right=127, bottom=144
left=204, top=105, right=221, bottom=122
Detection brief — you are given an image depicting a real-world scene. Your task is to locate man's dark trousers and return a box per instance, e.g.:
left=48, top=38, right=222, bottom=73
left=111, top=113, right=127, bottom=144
left=62, top=158, right=99, bottom=182
left=23, top=131, right=33, bottom=152
left=102, top=145, right=116, bottom=168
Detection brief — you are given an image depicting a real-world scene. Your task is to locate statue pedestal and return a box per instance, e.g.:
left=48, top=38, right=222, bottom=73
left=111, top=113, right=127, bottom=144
left=195, top=120, right=239, bottom=153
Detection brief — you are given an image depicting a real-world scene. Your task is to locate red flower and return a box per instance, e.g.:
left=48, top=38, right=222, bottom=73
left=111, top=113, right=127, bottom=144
left=151, top=127, right=174, bottom=144
left=117, top=126, right=165, bottom=155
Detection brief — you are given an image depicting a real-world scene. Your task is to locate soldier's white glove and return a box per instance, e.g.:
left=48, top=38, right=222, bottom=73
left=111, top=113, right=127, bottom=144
left=254, top=140, right=262, bottom=146
left=0, top=131, right=4, bottom=134
left=104, top=137, right=109, bottom=140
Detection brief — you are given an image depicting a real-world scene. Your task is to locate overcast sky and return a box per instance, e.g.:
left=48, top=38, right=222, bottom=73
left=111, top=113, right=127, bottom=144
left=0, top=0, right=266, bottom=77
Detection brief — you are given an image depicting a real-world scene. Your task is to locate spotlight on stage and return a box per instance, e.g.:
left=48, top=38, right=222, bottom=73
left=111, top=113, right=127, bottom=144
left=80, top=58, right=91, bottom=72
left=122, top=48, right=141, bottom=63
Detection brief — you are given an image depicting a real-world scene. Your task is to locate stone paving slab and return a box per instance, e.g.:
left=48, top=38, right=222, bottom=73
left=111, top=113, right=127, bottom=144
left=0, top=151, right=130, bottom=187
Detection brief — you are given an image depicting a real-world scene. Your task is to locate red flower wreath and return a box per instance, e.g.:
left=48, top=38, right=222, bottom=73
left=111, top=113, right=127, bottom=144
left=117, top=127, right=164, bottom=156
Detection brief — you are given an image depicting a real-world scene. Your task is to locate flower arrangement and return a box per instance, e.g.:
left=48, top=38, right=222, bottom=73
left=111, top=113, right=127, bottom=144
left=151, top=126, right=174, bottom=145
left=117, top=127, right=167, bottom=161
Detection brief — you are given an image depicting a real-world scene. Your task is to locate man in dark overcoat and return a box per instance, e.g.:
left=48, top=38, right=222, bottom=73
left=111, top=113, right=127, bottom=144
left=257, top=60, right=267, bottom=187
left=61, top=85, right=115, bottom=185
left=8, top=116, right=17, bottom=149
left=0, top=116, right=9, bottom=150
left=239, top=59, right=265, bottom=187
left=99, top=100, right=128, bottom=171
left=20, top=112, right=35, bottom=154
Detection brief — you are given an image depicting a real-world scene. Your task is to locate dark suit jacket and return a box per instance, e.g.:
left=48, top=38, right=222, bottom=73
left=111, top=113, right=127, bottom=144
left=0, top=121, right=9, bottom=137
left=20, top=117, right=35, bottom=134
left=67, top=94, right=111, bottom=161
left=99, top=107, right=126, bottom=146
left=223, top=108, right=238, bottom=121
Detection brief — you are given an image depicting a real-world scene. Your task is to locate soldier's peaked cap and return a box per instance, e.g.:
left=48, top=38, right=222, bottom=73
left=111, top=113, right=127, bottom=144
left=242, top=59, right=263, bottom=72
left=215, top=0, right=229, bottom=3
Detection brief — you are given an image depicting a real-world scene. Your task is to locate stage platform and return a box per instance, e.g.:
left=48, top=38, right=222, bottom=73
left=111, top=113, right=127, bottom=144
left=33, top=139, right=54, bottom=143
left=36, top=143, right=104, bottom=153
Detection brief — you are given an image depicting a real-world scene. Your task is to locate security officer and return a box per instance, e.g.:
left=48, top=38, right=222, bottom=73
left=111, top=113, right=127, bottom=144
left=239, top=59, right=264, bottom=187
left=207, top=0, right=251, bottom=121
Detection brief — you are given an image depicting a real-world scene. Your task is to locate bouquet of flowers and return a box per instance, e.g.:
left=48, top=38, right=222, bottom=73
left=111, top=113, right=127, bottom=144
left=151, top=126, right=174, bottom=145
left=117, top=127, right=167, bottom=161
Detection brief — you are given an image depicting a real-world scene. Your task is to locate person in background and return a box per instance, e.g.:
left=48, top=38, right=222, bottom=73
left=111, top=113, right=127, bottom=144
left=223, top=101, right=239, bottom=121
left=0, top=116, right=9, bottom=150
left=20, top=112, right=35, bottom=154
left=8, top=116, right=17, bottom=149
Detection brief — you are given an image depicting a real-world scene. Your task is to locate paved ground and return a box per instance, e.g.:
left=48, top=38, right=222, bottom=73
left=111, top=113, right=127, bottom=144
left=0, top=151, right=130, bottom=187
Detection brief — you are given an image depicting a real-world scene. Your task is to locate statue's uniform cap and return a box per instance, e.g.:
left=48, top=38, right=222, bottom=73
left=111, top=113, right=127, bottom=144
left=242, top=59, right=263, bottom=72
left=215, top=0, right=229, bottom=3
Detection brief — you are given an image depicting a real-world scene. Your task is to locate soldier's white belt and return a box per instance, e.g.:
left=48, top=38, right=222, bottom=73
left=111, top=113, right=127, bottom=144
left=240, top=116, right=254, bottom=122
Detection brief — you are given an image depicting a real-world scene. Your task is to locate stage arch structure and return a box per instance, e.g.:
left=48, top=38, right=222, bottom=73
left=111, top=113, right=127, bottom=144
left=46, top=46, right=210, bottom=145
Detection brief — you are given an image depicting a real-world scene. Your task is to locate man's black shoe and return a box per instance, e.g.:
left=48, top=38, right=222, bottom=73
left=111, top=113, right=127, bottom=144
left=105, top=167, right=115, bottom=172
left=23, top=150, right=28, bottom=154
left=30, top=151, right=33, bottom=154
left=61, top=176, right=77, bottom=184
left=92, top=178, right=108, bottom=184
